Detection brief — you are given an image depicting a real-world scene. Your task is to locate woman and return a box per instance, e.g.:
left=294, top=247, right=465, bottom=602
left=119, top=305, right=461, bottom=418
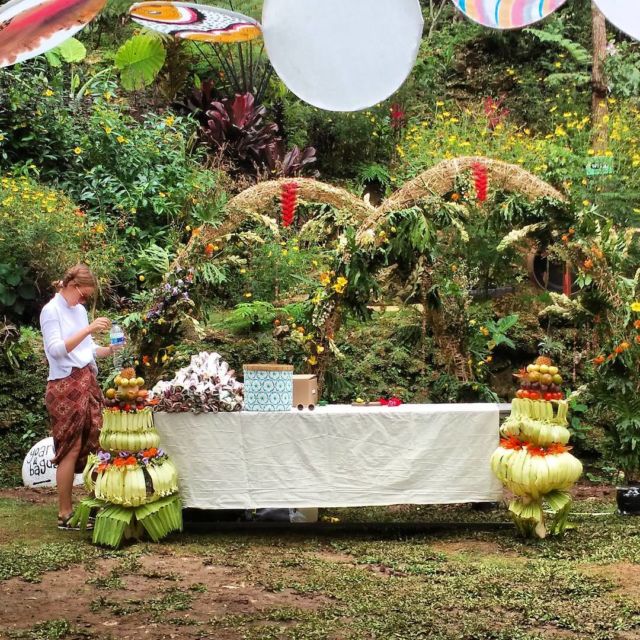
left=40, top=264, right=116, bottom=529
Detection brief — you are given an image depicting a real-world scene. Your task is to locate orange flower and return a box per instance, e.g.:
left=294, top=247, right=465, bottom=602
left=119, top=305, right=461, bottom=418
left=620, top=341, right=631, bottom=350
left=451, top=192, right=460, bottom=202
left=527, top=445, right=547, bottom=457
left=125, top=456, right=137, bottom=466
left=583, top=259, right=593, bottom=270
left=192, top=227, right=202, bottom=237
left=593, top=355, right=605, bottom=365
left=561, top=235, right=569, bottom=243
left=205, top=243, right=214, bottom=256
left=546, top=443, right=571, bottom=455
left=500, top=435, right=525, bottom=450
left=635, top=335, right=640, bottom=345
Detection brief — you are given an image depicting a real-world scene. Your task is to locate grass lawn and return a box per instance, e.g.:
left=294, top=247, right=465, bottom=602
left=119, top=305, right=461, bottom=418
left=0, top=486, right=638, bottom=640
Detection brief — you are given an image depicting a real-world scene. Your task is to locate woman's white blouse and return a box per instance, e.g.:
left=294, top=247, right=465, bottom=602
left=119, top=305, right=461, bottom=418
left=40, top=293, right=98, bottom=381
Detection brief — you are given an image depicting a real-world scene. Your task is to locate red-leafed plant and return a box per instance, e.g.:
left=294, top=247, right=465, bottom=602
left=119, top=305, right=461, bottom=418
left=266, top=144, right=318, bottom=178
left=203, top=93, right=279, bottom=166
left=483, top=95, right=509, bottom=130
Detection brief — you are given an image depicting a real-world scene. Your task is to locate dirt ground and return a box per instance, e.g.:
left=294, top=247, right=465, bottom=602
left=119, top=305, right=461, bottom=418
left=0, top=552, right=330, bottom=640
left=1, top=483, right=637, bottom=640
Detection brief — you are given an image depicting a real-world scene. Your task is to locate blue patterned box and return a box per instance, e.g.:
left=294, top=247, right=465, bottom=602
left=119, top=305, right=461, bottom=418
left=243, top=364, right=294, bottom=412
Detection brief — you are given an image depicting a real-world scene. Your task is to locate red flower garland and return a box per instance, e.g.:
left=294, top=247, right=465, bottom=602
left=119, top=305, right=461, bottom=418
left=472, top=163, right=488, bottom=203
left=281, top=182, right=299, bottom=227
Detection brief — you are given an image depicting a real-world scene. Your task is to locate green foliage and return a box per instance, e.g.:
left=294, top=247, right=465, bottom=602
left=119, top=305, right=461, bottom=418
left=44, top=38, right=87, bottom=67
left=0, top=174, right=118, bottom=319
left=115, top=35, right=167, bottom=91
left=484, top=314, right=519, bottom=350
left=0, top=327, right=49, bottom=487
left=280, top=98, right=394, bottom=178
left=606, top=42, right=640, bottom=98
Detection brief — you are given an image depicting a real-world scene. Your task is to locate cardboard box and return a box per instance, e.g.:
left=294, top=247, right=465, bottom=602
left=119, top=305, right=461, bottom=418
left=292, top=374, right=318, bottom=409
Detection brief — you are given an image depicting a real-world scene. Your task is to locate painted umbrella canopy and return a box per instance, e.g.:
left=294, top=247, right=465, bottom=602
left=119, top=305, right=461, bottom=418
left=261, top=0, right=424, bottom=112
left=129, top=1, right=261, bottom=43
left=0, top=0, right=106, bottom=68
left=594, top=0, right=640, bottom=42
left=451, top=0, right=567, bottom=30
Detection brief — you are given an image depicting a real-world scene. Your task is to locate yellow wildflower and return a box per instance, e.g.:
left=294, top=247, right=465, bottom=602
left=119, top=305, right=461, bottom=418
left=332, top=276, right=348, bottom=294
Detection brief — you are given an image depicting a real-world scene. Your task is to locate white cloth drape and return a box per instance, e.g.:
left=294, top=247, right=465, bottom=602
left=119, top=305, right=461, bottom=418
left=154, top=404, right=503, bottom=509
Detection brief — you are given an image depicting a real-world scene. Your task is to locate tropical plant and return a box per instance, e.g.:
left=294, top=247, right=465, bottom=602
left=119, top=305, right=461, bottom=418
left=115, top=34, right=167, bottom=91
left=203, top=92, right=279, bottom=167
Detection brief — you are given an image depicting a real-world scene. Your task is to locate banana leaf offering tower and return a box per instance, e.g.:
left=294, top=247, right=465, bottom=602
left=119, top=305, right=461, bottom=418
left=73, top=368, right=182, bottom=547
left=491, top=356, right=583, bottom=538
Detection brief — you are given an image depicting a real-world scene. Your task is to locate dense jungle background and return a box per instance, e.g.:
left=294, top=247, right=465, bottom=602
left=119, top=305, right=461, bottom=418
left=1, top=0, right=639, bottom=486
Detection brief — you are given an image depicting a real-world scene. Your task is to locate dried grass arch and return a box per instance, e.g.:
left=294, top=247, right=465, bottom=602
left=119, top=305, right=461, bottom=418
left=175, top=158, right=566, bottom=389
left=178, top=178, right=375, bottom=262
left=358, top=156, right=566, bottom=238
left=180, top=157, right=565, bottom=260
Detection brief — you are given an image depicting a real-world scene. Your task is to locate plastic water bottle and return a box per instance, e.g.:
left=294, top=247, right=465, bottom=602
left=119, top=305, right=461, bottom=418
left=109, top=323, right=125, bottom=369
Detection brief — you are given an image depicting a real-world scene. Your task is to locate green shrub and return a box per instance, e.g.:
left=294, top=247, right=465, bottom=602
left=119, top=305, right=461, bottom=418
left=63, top=104, right=222, bottom=233
left=0, top=327, right=49, bottom=487
left=0, top=174, right=119, bottom=320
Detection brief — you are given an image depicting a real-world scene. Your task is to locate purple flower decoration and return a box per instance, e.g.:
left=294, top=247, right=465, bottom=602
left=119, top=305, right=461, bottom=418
left=118, top=451, right=131, bottom=458
left=98, top=451, right=111, bottom=462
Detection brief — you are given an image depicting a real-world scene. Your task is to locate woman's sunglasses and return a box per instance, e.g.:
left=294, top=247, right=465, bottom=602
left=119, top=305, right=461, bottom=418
left=74, top=285, right=93, bottom=304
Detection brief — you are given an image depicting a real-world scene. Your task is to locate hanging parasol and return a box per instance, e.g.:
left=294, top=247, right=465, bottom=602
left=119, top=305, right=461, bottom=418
left=129, top=0, right=272, bottom=101
left=451, top=0, right=567, bottom=30
left=0, top=0, right=107, bottom=68
left=593, top=0, right=640, bottom=42
left=261, top=0, right=424, bottom=112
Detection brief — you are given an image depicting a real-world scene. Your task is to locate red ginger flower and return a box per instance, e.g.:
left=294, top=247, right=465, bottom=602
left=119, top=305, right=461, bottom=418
left=280, top=182, right=298, bottom=227
left=472, top=163, right=488, bottom=203
left=390, top=103, right=406, bottom=130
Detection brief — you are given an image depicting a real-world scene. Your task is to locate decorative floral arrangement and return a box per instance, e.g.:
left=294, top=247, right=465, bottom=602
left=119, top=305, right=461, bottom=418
left=96, top=448, right=167, bottom=473
left=151, top=351, right=244, bottom=413
left=491, top=357, right=582, bottom=539
left=73, top=366, right=182, bottom=547
left=145, top=267, right=195, bottom=324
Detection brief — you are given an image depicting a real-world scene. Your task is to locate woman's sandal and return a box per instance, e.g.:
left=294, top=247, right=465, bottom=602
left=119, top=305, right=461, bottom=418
left=57, top=513, right=94, bottom=531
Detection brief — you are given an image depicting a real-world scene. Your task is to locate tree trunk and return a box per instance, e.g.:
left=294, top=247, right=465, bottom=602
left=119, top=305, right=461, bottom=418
left=591, top=2, right=609, bottom=153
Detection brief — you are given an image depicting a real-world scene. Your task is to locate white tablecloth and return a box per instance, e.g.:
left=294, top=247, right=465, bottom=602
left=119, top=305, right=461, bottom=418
left=153, top=404, right=503, bottom=510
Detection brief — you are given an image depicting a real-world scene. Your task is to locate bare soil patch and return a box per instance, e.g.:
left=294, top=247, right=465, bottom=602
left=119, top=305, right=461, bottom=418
left=581, top=562, right=640, bottom=601
left=0, top=486, right=89, bottom=505
left=0, top=552, right=330, bottom=639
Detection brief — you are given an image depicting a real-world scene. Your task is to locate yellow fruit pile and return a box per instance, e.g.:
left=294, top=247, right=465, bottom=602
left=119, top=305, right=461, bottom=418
left=104, top=367, right=149, bottom=410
